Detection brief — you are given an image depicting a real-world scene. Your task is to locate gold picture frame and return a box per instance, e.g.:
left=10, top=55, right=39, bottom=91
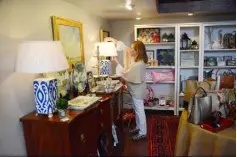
left=51, top=16, right=85, bottom=67
left=99, top=29, right=110, bottom=42
left=48, top=16, right=86, bottom=99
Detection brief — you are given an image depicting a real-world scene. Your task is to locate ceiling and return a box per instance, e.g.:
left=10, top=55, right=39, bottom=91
left=64, top=0, right=235, bottom=20
left=64, top=0, right=159, bottom=20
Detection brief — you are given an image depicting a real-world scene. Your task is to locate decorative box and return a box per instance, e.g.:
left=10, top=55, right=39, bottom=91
left=100, top=60, right=112, bottom=75
left=145, top=72, right=153, bottom=81
left=33, top=78, right=57, bottom=114
left=226, top=59, right=236, bottom=66
left=159, top=96, right=166, bottom=106
left=217, top=57, right=225, bottom=66
left=223, top=56, right=232, bottom=62
left=206, top=57, right=217, bottom=66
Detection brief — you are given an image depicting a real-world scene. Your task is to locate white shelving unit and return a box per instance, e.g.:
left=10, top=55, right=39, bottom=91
left=130, top=21, right=236, bottom=116
left=176, top=23, right=202, bottom=114
left=201, top=21, right=236, bottom=81
left=134, top=24, right=178, bottom=115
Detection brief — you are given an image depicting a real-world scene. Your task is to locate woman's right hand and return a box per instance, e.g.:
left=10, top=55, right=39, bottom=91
left=104, top=37, right=118, bottom=45
left=111, top=56, right=119, bottom=65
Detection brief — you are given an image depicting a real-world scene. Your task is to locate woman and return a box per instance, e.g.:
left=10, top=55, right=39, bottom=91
left=105, top=37, right=148, bottom=140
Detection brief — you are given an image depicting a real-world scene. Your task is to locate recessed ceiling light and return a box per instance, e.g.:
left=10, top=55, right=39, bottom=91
left=125, top=4, right=135, bottom=11
left=188, top=13, right=193, bottom=16
left=136, top=17, right=141, bottom=20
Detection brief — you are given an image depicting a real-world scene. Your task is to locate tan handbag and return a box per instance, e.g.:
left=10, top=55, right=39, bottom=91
left=197, top=81, right=211, bottom=92
left=184, top=80, right=211, bottom=108
left=184, top=80, right=198, bottom=105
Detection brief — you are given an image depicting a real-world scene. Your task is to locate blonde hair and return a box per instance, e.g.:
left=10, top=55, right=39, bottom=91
left=132, top=41, right=148, bottom=63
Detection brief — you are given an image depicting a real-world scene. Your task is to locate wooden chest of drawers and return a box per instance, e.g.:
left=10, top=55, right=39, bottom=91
left=20, top=96, right=113, bottom=156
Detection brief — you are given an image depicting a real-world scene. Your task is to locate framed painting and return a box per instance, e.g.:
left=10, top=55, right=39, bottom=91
left=100, top=29, right=110, bottom=42
left=146, top=50, right=154, bottom=60
left=137, top=28, right=160, bottom=43
left=46, top=16, right=86, bottom=100
left=156, top=49, right=175, bottom=66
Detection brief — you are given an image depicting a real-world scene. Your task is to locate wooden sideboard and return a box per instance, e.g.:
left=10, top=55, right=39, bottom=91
left=20, top=96, right=114, bottom=156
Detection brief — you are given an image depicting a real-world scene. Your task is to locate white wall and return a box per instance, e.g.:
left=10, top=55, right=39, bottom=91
left=0, top=0, right=109, bottom=155
left=109, top=14, right=236, bottom=64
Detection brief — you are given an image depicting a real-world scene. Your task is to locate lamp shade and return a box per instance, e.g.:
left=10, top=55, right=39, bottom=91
left=15, top=41, right=69, bottom=73
left=95, top=42, right=118, bottom=57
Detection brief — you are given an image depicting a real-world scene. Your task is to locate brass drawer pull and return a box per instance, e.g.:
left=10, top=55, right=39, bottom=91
left=100, top=123, right=104, bottom=128
left=100, top=109, right=103, bottom=114
left=80, top=134, right=86, bottom=143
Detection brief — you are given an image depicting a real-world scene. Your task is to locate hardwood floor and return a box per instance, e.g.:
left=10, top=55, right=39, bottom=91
left=113, top=110, right=174, bottom=156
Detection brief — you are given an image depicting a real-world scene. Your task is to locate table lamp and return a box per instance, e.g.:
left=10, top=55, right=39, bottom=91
left=94, top=42, right=117, bottom=76
left=15, top=41, right=69, bottom=118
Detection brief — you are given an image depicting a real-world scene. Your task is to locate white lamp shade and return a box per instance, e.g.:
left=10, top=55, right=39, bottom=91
left=95, top=42, right=118, bottom=57
left=15, top=41, right=69, bottom=73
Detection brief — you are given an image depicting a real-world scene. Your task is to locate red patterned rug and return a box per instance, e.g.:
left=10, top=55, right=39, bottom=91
left=148, top=115, right=180, bottom=156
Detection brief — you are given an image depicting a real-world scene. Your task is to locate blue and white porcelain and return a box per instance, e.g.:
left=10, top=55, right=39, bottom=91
left=33, top=78, right=57, bottom=114
left=100, top=60, right=112, bottom=75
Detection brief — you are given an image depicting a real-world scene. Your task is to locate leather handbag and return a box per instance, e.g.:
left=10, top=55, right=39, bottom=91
left=215, top=69, right=235, bottom=89
left=188, top=87, right=212, bottom=125
left=184, top=80, right=198, bottom=106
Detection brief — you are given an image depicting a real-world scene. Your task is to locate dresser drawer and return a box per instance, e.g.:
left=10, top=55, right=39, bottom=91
left=98, top=99, right=113, bottom=155
left=69, top=109, right=99, bottom=156
left=98, top=101, right=111, bottom=130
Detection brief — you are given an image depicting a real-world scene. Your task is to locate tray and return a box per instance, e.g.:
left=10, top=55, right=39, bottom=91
left=200, top=117, right=233, bottom=133
left=68, top=96, right=102, bottom=110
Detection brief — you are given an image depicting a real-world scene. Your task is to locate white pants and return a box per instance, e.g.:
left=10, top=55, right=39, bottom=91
left=132, top=97, right=147, bottom=135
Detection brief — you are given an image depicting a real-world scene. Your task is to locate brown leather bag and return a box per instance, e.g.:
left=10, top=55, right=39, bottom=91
left=216, top=69, right=235, bottom=89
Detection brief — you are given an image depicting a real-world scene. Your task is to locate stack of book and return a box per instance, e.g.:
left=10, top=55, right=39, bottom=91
left=180, top=52, right=196, bottom=66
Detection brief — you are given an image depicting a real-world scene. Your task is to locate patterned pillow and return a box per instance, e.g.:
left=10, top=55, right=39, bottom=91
left=152, top=71, right=175, bottom=83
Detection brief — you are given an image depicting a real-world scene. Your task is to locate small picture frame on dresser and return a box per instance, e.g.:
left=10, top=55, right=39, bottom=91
left=87, top=71, right=96, bottom=91
left=146, top=50, right=154, bottom=60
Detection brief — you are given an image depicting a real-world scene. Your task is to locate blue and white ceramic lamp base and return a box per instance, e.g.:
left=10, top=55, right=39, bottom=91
left=33, top=77, right=58, bottom=118
left=100, top=60, right=112, bottom=75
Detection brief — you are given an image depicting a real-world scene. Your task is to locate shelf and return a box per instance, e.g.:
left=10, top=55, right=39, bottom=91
left=179, top=107, right=185, bottom=111
left=144, top=42, right=175, bottom=45
left=144, top=106, right=175, bottom=111
left=204, top=49, right=236, bottom=52
left=180, top=66, right=199, bottom=69
left=180, top=49, right=199, bottom=52
left=125, top=103, right=174, bottom=111
left=204, top=66, right=236, bottom=69
left=146, top=66, right=175, bottom=69
left=146, top=81, right=175, bottom=84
